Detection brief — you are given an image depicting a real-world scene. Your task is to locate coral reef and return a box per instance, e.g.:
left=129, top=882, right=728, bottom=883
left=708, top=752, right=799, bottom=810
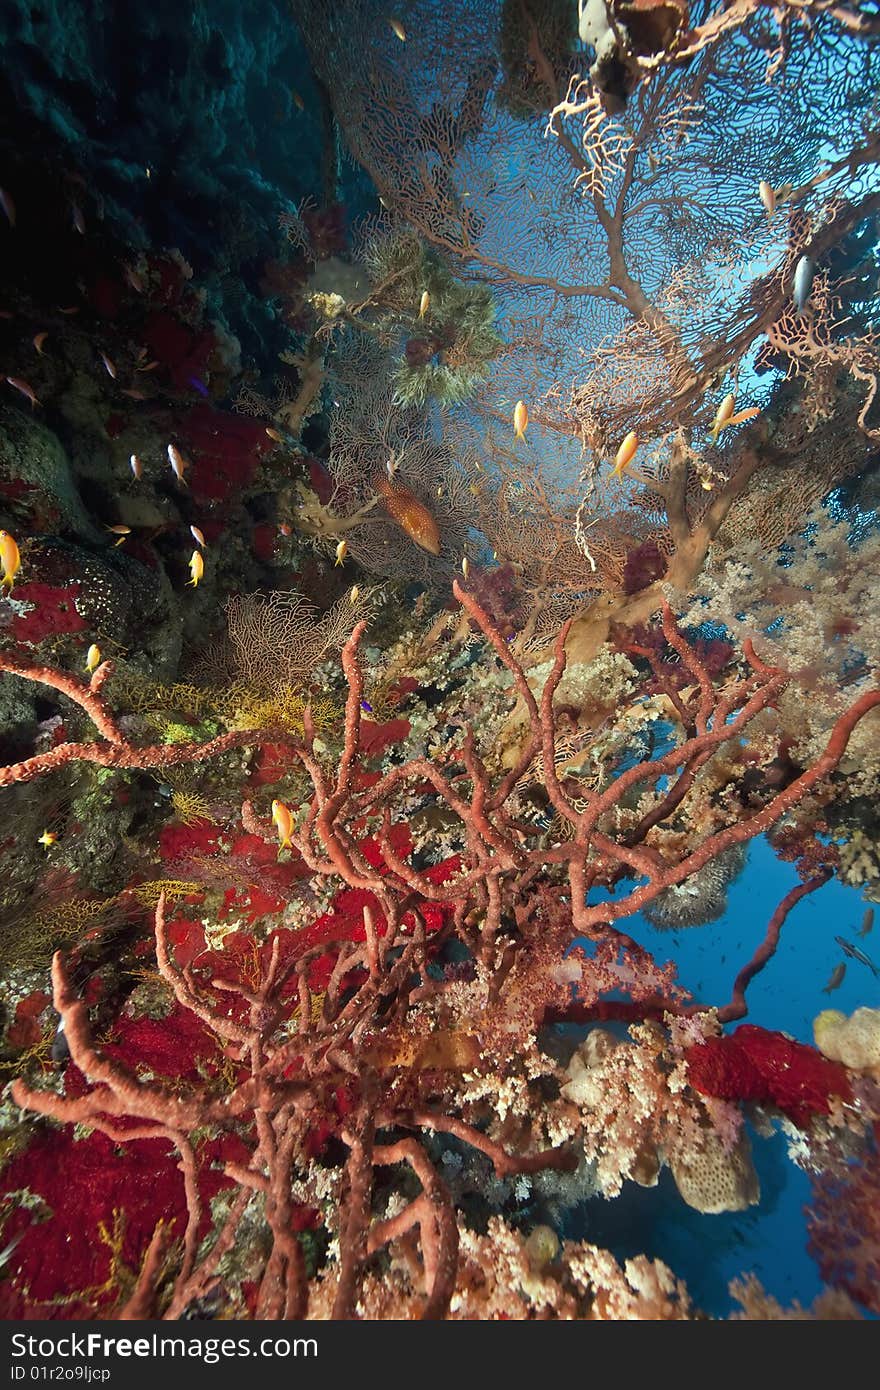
left=2, top=583, right=879, bottom=1319
left=1, top=0, right=879, bottom=1326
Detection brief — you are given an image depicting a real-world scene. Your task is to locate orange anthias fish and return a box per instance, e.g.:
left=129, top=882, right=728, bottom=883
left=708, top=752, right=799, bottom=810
left=168, top=444, right=190, bottom=486
left=5, top=376, right=40, bottom=408
left=374, top=474, right=441, bottom=555
left=709, top=392, right=736, bottom=441
left=190, top=524, right=207, bottom=549
left=710, top=392, right=760, bottom=442
left=187, top=550, right=204, bottom=587
left=758, top=180, right=776, bottom=219
left=0, top=530, right=21, bottom=592
left=513, top=399, right=528, bottom=442
left=610, top=430, right=638, bottom=479
left=271, top=799, right=294, bottom=850
left=729, top=407, right=761, bottom=428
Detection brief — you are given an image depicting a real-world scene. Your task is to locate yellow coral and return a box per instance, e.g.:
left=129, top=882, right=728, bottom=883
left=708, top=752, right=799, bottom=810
left=218, top=682, right=337, bottom=737
left=0, top=1029, right=54, bottom=1081
left=110, top=671, right=217, bottom=721
left=1, top=895, right=116, bottom=970
left=220, top=682, right=308, bottom=734
left=128, top=881, right=202, bottom=906
left=145, top=716, right=205, bottom=744
left=169, top=789, right=216, bottom=826
left=37, top=1209, right=175, bottom=1314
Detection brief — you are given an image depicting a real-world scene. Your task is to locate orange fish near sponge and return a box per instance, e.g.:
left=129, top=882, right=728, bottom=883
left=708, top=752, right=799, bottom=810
left=0, top=529, right=21, bottom=592
left=271, top=799, right=294, bottom=851
left=374, top=474, right=441, bottom=555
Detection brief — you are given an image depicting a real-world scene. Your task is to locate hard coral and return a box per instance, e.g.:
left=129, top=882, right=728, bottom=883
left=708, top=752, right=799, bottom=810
left=644, top=845, right=746, bottom=930
left=666, top=1127, right=760, bottom=1215
left=21, top=540, right=167, bottom=650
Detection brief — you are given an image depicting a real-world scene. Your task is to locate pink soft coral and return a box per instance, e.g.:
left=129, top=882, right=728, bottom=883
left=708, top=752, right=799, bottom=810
left=808, top=1137, right=880, bottom=1314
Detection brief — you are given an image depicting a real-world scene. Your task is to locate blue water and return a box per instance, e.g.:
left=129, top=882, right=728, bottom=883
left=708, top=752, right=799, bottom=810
left=573, top=838, right=877, bottom=1316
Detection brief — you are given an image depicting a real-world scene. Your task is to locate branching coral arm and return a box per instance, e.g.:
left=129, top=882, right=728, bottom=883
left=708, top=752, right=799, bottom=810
left=572, top=687, right=880, bottom=934
left=368, top=1137, right=459, bottom=1319
left=0, top=654, right=126, bottom=743
left=716, top=870, right=833, bottom=1023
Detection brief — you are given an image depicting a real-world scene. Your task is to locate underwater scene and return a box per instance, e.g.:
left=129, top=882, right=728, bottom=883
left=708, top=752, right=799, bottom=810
left=0, top=0, right=878, bottom=1324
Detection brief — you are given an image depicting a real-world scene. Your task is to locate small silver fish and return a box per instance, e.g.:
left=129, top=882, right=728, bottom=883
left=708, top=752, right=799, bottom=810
left=858, top=907, right=874, bottom=938
left=793, top=255, right=814, bottom=312
left=51, top=1014, right=69, bottom=1065
left=123, top=264, right=145, bottom=293
left=0, top=187, right=15, bottom=229
left=821, top=962, right=846, bottom=994
left=0, top=1231, right=24, bottom=1270
left=834, top=934, right=879, bottom=977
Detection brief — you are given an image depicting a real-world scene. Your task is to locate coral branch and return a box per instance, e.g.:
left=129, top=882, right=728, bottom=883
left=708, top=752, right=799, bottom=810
left=717, top=871, right=832, bottom=1023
